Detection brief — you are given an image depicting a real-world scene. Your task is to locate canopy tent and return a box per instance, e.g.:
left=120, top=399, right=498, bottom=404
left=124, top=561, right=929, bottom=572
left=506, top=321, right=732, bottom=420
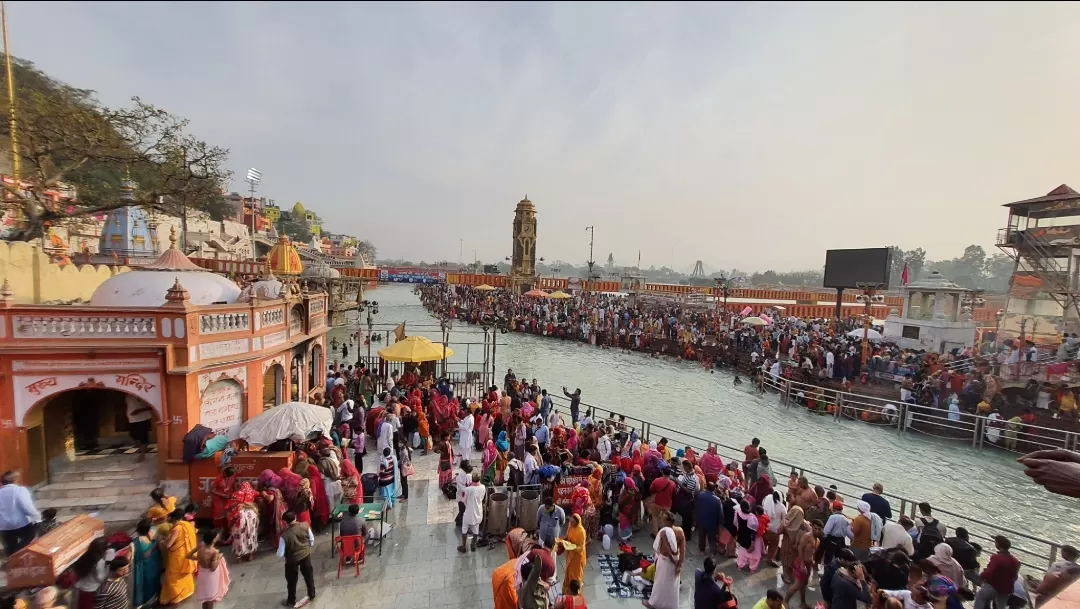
left=547, top=290, right=572, bottom=299
left=378, top=335, right=455, bottom=362
left=238, top=401, right=333, bottom=448
left=847, top=328, right=884, bottom=341
left=473, top=284, right=495, bottom=291
left=741, top=316, right=769, bottom=326
left=523, top=288, right=549, bottom=298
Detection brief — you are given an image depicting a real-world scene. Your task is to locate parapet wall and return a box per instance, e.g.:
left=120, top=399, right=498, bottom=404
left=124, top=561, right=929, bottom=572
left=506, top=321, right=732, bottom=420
left=0, top=241, right=129, bottom=304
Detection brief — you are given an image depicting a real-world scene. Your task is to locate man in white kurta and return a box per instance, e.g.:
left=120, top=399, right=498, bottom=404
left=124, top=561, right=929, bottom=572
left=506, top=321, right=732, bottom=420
left=457, top=413, right=475, bottom=464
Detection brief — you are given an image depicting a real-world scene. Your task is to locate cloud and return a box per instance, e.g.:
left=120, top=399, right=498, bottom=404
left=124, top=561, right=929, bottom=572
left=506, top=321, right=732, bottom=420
left=11, top=1, right=1080, bottom=270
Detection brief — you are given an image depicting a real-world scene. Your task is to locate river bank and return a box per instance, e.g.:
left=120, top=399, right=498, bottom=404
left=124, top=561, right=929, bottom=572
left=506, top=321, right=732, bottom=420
left=328, top=284, right=1078, bottom=553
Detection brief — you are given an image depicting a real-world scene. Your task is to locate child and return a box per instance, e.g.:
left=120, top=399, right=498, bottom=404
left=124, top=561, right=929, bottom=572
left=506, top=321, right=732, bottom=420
left=184, top=503, right=198, bottom=522
left=37, top=508, right=60, bottom=536
left=754, top=504, right=770, bottom=570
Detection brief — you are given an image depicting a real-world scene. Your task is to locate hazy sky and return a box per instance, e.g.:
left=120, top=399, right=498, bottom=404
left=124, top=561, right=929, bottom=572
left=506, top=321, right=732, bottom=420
left=11, top=2, right=1080, bottom=271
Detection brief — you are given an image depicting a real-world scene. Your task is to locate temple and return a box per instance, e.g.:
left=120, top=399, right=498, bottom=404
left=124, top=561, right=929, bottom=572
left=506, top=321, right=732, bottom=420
left=0, top=228, right=329, bottom=526
left=883, top=271, right=980, bottom=353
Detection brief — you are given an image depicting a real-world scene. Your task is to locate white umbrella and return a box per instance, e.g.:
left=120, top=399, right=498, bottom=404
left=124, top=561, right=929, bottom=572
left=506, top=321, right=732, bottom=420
left=239, top=401, right=333, bottom=447
left=847, top=328, right=883, bottom=341
left=741, top=316, right=769, bottom=326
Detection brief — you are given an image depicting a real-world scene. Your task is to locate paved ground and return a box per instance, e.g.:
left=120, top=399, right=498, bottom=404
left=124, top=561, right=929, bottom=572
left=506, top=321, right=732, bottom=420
left=171, top=450, right=822, bottom=609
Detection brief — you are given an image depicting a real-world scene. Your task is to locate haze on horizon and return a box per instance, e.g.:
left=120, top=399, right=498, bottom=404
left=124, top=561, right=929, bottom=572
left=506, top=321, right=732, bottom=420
left=10, top=2, right=1080, bottom=272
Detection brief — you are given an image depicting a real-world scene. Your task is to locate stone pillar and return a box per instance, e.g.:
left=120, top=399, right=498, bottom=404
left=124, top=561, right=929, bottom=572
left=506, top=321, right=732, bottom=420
left=932, top=290, right=945, bottom=320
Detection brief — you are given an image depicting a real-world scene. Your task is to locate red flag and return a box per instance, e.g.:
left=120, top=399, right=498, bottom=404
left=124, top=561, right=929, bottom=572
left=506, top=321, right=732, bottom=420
left=901, top=264, right=910, bottom=286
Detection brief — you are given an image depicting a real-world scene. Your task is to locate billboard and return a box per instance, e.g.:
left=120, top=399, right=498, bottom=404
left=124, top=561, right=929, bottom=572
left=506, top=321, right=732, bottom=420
left=823, top=248, right=892, bottom=289
left=377, top=268, right=446, bottom=284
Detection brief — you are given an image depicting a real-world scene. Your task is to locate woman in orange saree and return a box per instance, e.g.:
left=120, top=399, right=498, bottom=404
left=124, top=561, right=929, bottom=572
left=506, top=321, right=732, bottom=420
left=159, top=511, right=197, bottom=606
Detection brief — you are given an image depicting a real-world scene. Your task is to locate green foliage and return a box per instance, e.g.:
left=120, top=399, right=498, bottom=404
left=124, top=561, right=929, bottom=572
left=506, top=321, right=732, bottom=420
left=0, top=55, right=231, bottom=241
left=277, top=215, right=311, bottom=244
left=356, top=239, right=377, bottom=264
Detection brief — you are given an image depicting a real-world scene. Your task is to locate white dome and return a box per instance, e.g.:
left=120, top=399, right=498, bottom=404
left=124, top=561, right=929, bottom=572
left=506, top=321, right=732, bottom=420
left=91, top=270, right=242, bottom=307
left=301, top=262, right=340, bottom=279
left=251, top=277, right=285, bottom=300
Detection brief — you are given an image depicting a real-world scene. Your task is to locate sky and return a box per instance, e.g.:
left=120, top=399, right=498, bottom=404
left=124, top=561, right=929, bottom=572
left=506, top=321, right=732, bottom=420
left=10, top=2, right=1080, bottom=272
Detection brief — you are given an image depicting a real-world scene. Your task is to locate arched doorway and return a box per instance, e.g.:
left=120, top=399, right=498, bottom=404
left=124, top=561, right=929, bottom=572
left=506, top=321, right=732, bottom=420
left=308, top=344, right=323, bottom=393
left=289, top=357, right=301, bottom=402
left=263, top=364, right=285, bottom=410
left=22, top=388, right=159, bottom=486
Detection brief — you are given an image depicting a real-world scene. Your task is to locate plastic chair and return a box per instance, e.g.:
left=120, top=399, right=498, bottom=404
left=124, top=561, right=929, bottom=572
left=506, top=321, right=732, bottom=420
left=336, top=535, right=365, bottom=578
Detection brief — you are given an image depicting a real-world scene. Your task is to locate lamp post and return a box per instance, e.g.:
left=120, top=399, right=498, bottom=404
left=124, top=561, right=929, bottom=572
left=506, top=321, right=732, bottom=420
left=359, top=300, right=379, bottom=359
left=440, top=315, right=453, bottom=378
left=585, top=226, right=595, bottom=293
left=715, top=274, right=730, bottom=327
left=245, top=168, right=262, bottom=261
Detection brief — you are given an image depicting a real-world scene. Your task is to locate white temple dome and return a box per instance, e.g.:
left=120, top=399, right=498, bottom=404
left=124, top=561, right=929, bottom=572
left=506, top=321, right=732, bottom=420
left=301, top=262, right=340, bottom=279
left=251, top=272, right=285, bottom=300
left=90, top=228, right=243, bottom=307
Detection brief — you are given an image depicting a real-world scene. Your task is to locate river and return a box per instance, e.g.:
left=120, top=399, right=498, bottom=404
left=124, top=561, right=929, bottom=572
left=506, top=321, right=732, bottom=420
left=328, top=284, right=1078, bottom=556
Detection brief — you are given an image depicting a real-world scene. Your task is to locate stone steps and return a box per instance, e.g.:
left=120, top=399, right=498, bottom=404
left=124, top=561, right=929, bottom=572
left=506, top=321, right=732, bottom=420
left=38, top=455, right=160, bottom=533
left=35, top=480, right=158, bottom=500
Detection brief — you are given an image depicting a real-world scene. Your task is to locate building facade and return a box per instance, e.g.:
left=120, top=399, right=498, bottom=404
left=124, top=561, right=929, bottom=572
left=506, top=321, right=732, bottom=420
left=0, top=233, right=330, bottom=504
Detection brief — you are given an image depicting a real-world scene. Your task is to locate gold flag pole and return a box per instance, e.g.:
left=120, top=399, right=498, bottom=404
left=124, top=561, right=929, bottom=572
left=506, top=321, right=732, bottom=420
left=1, top=1, right=20, bottom=227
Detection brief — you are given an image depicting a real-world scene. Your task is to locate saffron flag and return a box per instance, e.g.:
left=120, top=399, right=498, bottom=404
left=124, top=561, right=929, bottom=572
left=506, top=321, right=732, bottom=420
left=901, top=264, right=910, bottom=286
left=393, top=322, right=406, bottom=342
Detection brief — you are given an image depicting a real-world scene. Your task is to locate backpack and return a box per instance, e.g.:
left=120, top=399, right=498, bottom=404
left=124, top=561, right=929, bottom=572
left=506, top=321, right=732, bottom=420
left=917, top=517, right=944, bottom=555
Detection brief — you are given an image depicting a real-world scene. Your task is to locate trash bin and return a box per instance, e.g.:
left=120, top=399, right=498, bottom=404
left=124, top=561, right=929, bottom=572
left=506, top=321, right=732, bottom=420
left=486, top=491, right=509, bottom=536
left=517, top=489, right=541, bottom=532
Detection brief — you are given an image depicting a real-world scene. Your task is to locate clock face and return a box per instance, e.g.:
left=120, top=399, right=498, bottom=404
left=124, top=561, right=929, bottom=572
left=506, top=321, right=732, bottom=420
left=522, top=223, right=535, bottom=237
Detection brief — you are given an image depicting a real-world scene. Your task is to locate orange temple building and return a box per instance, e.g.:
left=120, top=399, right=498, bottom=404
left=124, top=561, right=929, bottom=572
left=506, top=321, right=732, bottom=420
left=0, top=230, right=328, bottom=523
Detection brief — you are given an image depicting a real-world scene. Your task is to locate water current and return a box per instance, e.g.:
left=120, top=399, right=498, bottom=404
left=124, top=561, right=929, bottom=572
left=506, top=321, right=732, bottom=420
left=328, top=284, right=1078, bottom=555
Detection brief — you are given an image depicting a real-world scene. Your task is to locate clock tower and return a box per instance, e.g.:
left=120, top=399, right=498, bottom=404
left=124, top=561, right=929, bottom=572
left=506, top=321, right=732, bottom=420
left=509, top=195, right=538, bottom=293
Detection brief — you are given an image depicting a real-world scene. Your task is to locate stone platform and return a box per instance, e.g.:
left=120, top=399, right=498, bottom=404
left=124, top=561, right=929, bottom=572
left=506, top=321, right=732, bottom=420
left=168, top=449, right=820, bottom=609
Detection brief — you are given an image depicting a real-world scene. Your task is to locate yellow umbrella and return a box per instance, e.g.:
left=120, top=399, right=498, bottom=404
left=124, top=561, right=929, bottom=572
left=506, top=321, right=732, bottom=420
left=378, top=335, right=455, bottom=362
left=473, top=284, right=495, bottom=291
left=547, top=290, right=572, bottom=299
left=741, top=316, right=769, bottom=326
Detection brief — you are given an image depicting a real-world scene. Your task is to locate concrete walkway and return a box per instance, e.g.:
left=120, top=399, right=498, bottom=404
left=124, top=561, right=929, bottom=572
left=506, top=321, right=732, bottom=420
left=171, top=449, right=821, bottom=609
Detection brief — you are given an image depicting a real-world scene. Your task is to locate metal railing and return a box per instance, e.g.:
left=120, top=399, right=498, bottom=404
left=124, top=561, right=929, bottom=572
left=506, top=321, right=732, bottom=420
left=550, top=388, right=1070, bottom=572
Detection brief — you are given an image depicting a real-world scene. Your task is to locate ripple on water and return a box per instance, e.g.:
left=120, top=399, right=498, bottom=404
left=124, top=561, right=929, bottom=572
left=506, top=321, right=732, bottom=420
left=329, top=285, right=1077, bottom=552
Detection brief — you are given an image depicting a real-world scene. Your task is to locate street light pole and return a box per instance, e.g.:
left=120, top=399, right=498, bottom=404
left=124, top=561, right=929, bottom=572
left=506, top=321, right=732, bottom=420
left=246, top=168, right=262, bottom=261
left=585, top=226, right=595, bottom=293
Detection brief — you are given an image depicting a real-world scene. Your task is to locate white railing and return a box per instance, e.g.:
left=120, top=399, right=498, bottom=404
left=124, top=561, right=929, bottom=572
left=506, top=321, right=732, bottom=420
left=12, top=315, right=157, bottom=339
left=199, top=312, right=250, bottom=335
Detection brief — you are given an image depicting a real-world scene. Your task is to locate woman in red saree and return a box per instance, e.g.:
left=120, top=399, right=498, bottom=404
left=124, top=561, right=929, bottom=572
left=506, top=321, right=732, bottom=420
left=306, top=464, right=331, bottom=529
left=700, top=444, right=723, bottom=484
left=256, top=469, right=287, bottom=547
left=339, top=458, right=362, bottom=505
left=225, top=481, right=259, bottom=561
left=437, top=431, right=454, bottom=487
left=571, top=481, right=598, bottom=541
left=210, top=467, right=236, bottom=534
left=278, top=468, right=312, bottom=525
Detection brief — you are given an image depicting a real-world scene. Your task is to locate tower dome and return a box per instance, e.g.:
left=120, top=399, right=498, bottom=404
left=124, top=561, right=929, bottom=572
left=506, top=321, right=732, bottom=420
left=90, top=227, right=242, bottom=307
left=266, top=235, right=304, bottom=276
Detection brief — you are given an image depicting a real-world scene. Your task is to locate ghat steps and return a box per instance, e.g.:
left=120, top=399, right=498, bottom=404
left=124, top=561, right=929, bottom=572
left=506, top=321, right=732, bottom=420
left=37, top=453, right=158, bottom=532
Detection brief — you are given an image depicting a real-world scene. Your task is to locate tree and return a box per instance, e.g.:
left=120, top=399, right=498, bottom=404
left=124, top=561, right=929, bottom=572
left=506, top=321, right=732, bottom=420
left=278, top=216, right=311, bottom=244
left=0, top=56, right=230, bottom=241
left=904, top=248, right=927, bottom=281
left=355, top=240, right=377, bottom=264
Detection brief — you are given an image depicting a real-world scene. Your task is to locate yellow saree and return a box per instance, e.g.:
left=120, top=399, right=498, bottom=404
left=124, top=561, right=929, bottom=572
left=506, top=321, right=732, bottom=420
left=562, top=514, right=587, bottom=595
left=160, top=519, right=197, bottom=605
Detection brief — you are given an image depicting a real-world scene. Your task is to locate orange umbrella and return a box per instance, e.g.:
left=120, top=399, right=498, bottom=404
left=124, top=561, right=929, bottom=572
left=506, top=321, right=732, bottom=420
left=524, top=288, right=549, bottom=298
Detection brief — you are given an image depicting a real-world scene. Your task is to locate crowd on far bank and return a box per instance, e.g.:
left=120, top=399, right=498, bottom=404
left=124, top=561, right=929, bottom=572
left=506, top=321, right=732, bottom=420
left=415, top=285, right=1080, bottom=430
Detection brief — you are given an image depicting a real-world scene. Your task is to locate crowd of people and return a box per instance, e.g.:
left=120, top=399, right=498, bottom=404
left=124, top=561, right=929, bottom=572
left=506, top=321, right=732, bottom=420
left=319, top=359, right=1078, bottom=609
left=416, top=285, right=1080, bottom=440
left=2, top=314, right=1078, bottom=609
